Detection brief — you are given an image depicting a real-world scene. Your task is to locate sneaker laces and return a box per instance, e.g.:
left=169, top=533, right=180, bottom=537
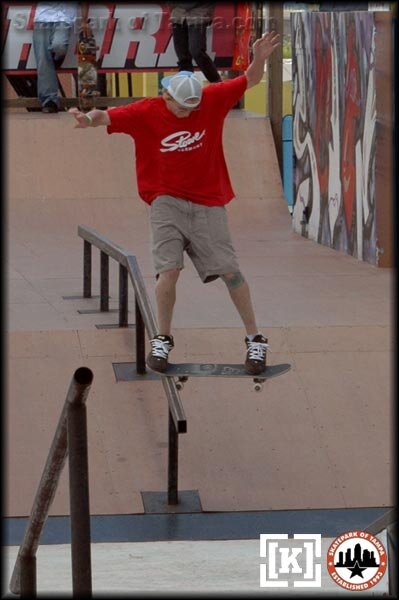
left=246, top=340, right=269, bottom=361
left=150, top=338, right=172, bottom=359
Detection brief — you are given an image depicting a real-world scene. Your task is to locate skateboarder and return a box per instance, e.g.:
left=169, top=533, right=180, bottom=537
left=69, top=30, right=280, bottom=375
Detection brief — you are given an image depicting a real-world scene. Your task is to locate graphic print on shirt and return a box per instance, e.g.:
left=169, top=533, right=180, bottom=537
left=160, top=129, right=206, bottom=153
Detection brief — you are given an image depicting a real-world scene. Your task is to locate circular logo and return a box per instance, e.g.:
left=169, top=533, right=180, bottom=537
left=327, top=530, right=387, bottom=591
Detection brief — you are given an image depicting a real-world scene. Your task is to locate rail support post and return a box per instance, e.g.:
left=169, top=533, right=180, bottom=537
left=119, top=264, right=128, bottom=327
left=67, top=388, right=92, bottom=597
left=83, top=241, right=92, bottom=298
left=168, top=410, right=179, bottom=504
left=100, top=251, right=109, bottom=312
left=135, top=298, right=146, bottom=374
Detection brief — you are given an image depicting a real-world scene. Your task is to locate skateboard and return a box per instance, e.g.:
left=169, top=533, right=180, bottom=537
left=77, top=28, right=100, bottom=111
left=148, top=362, right=291, bottom=392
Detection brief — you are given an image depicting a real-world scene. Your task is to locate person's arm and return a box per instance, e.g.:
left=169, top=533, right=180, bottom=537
left=69, top=107, right=110, bottom=128
left=245, top=30, right=280, bottom=89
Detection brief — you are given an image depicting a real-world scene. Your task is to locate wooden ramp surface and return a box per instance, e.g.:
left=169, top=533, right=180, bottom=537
left=6, top=110, right=393, bottom=516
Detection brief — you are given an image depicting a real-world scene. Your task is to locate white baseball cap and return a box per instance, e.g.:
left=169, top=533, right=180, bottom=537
left=161, top=71, right=202, bottom=108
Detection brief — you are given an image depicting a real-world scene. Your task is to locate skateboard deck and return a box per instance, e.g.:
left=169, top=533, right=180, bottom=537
left=148, top=362, right=291, bottom=392
left=77, top=28, right=99, bottom=111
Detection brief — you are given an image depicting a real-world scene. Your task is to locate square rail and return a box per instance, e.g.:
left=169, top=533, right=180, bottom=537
left=78, top=224, right=187, bottom=506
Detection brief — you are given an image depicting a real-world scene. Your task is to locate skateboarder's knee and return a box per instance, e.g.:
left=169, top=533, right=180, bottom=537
left=157, top=268, right=181, bottom=284
left=221, top=271, right=246, bottom=290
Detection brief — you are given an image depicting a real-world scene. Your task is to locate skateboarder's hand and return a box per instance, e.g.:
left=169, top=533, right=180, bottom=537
left=69, top=107, right=92, bottom=128
left=252, top=30, right=280, bottom=62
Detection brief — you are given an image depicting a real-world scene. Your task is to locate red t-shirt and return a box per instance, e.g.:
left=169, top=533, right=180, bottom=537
left=106, top=75, right=247, bottom=206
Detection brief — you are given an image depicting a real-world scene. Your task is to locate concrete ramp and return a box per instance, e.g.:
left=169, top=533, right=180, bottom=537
left=6, top=110, right=393, bottom=517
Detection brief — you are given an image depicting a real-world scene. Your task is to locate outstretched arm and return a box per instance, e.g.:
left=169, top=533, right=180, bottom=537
left=69, top=107, right=110, bottom=128
left=245, top=31, right=280, bottom=89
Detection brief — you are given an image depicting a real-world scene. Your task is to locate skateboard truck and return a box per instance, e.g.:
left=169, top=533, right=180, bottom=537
left=175, top=375, right=265, bottom=392
left=175, top=376, right=189, bottom=391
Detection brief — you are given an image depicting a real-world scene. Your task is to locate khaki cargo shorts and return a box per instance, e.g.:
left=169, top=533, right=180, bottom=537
left=150, top=195, right=240, bottom=283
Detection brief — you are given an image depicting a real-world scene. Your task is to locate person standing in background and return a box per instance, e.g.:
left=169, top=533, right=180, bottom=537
left=168, top=3, right=222, bottom=83
left=33, top=3, right=89, bottom=112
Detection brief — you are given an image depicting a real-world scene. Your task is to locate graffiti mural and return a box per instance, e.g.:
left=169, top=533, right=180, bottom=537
left=291, top=11, right=376, bottom=263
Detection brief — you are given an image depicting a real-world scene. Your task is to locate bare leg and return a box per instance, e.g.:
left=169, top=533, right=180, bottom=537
left=155, top=269, right=180, bottom=336
left=221, top=272, right=258, bottom=335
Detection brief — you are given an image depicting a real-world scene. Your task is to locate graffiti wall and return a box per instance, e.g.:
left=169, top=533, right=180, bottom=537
left=291, top=11, right=377, bottom=264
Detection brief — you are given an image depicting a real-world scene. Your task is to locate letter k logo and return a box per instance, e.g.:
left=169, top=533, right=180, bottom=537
left=260, top=534, right=321, bottom=588
left=279, top=547, right=303, bottom=573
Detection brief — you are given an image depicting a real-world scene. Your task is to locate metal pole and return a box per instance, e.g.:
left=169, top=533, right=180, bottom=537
left=67, top=376, right=93, bottom=597
left=19, top=555, right=36, bottom=598
left=267, top=3, right=284, bottom=175
left=135, top=297, right=146, bottom=374
left=100, top=251, right=109, bottom=312
left=83, top=241, right=92, bottom=298
left=119, top=264, right=128, bottom=327
left=168, top=410, right=179, bottom=504
left=9, top=368, right=94, bottom=596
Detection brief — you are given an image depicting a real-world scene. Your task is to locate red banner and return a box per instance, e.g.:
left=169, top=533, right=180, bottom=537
left=231, top=3, right=252, bottom=71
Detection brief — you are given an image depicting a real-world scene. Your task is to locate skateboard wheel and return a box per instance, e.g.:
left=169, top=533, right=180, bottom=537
left=176, top=381, right=184, bottom=391
left=253, top=382, right=263, bottom=392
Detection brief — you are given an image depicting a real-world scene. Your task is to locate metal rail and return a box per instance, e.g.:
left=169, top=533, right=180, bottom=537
left=78, top=225, right=187, bottom=506
left=9, top=367, right=94, bottom=597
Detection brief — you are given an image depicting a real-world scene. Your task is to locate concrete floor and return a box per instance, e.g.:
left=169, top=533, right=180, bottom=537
left=2, top=533, right=390, bottom=596
left=6, top=110, right=393, bottom=517
left=4, top=108, right=394, bottom=594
